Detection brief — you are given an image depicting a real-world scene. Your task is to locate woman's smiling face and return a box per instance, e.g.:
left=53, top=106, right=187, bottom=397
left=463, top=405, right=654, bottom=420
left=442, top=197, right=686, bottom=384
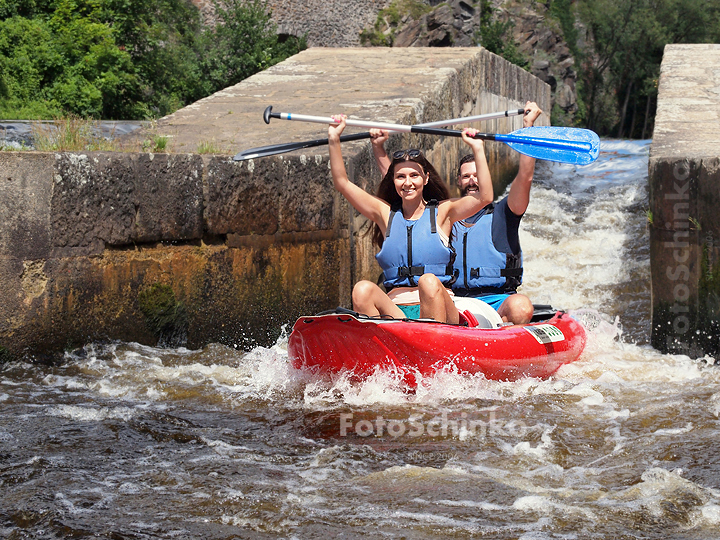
left=393, top=161, right=427, bottom=202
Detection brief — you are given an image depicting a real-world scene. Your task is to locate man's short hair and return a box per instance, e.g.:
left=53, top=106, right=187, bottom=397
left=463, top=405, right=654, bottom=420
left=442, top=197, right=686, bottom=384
left=457, top=153, right=475, bottom=178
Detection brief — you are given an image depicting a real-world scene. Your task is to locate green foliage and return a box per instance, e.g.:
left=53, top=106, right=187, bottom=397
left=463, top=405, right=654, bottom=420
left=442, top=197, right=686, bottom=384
left=0, top=0, right=306, bottom=120
left=0, top=0, right=55, bottom=19
left=141, top=133, right=170, bottom=152
left=197, top=140, right=226, bottom=154
left=574, top=0, right=720, bottom=136
left=474, top=0, right=529, bottom=70
left=197, top=0, right=306, bottom=96
left=549, top=0, right=580, bottom=60
left=138, top=120, right=171, bottom=152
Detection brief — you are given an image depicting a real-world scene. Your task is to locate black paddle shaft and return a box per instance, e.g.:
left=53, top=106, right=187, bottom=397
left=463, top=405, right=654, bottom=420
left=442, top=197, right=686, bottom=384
left=409, top=125, right=497, bottom=140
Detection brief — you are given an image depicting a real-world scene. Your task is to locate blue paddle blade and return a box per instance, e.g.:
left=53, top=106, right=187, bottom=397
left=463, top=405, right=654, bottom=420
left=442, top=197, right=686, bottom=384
left=495, top=126, right=600, bottom=165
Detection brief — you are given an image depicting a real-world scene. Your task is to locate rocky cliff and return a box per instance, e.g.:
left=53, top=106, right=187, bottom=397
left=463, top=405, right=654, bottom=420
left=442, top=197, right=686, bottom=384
left=187, top=0, right=582, bottom=125
left=360, top=0, right=582, bottom=125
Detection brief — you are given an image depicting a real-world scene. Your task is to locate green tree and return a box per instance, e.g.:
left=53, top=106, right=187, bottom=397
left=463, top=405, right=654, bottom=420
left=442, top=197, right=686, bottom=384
left=0, top=0, right=305, bottom=120
left=198, top=0, right=306, bottom=96
left=0, top=15, right=66, bottom=117
left=47, top=0, right=142, bottom=117
left=0, top=0, right=55, bottom=19
left=103, top=0, right=205, bottom=116
left=576, top=0, right=720, bottom=136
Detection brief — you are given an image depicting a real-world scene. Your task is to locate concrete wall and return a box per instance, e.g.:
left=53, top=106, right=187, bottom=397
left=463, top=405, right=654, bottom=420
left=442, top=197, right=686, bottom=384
left=1, top=47, right=550, bottom=359
left=649, top=44, right=720, bottom=358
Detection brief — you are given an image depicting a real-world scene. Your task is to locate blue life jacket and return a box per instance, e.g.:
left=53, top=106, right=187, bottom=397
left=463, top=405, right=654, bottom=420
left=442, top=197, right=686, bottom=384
left=452, top=203, right=523, bottom=295
left=376, top=200, right=456, bottom=289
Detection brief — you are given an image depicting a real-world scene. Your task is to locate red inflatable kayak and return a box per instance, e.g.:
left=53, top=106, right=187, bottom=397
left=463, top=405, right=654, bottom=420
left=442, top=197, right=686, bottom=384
left=288, top=301, right=586, bottom=386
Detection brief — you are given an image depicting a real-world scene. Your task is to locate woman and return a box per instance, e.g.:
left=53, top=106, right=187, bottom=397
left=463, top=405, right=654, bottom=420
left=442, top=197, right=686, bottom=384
left=329, top=115, right=492, bottom=323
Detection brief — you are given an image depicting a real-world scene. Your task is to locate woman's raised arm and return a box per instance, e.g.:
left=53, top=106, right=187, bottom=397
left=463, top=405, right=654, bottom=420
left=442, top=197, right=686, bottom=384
left=329, top=116, right=390, bottom=229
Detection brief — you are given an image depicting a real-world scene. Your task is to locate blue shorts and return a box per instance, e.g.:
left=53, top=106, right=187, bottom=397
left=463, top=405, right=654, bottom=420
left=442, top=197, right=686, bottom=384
left=397, top=304, right=421, bottom=319
left=475, top=293, right=511, bottom=311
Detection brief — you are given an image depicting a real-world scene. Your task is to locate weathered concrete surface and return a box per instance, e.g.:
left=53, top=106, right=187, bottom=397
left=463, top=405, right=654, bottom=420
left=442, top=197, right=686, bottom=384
left=0, top=151, right=343, bottom=358
left=1, top=47, right=550, bottom=359
left=142, top=47, right=549, bottom=191
left=649, top=44, right=720, bottom=358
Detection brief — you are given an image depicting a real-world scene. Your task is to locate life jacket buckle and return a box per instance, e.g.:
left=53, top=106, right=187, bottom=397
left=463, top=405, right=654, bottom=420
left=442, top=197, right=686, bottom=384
left=398, top=266, right=425, bottom=277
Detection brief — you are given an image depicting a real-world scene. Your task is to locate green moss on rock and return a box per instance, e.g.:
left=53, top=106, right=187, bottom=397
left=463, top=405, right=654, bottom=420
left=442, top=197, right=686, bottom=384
left=138, top=283, right=188, bottom=347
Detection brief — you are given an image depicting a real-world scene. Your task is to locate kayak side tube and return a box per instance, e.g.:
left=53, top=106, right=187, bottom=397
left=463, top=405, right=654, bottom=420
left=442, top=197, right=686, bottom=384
left=288, top=311, right=587, bottom=384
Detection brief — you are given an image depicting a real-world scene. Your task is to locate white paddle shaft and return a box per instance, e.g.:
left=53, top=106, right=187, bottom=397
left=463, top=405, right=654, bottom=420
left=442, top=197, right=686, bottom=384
left=273, top=108, right=526, bottom=133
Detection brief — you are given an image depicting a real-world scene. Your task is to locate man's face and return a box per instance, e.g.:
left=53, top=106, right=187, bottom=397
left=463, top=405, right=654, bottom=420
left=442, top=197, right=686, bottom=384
left=458, top=161, right=478, bottom=196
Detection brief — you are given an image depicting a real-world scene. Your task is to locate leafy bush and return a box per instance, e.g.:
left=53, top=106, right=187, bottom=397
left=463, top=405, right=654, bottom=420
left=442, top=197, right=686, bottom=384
left=0, top=0, right=305, bottom=120
left=560, top=0, right=720, bottom=136
left=197, top=0, right=306, bottom=96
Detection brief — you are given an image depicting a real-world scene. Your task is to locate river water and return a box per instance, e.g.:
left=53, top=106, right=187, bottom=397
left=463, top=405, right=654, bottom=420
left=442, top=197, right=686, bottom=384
left=2, top=139, right=720, bottom=539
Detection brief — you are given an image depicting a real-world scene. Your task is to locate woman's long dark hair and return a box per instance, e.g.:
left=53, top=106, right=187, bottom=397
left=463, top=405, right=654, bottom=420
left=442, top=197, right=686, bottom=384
left=372, top=152, right=450, bottom=248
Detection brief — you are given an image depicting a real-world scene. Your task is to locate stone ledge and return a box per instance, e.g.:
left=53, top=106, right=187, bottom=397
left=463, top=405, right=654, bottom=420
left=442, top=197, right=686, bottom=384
left=651, top=44, right=720, bottom=159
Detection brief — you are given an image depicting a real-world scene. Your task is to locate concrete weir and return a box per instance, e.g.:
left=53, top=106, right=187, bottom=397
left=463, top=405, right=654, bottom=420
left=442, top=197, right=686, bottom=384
left=0, top=47, right=550, bottom=359
left=649, top=44, right=720, bottom=358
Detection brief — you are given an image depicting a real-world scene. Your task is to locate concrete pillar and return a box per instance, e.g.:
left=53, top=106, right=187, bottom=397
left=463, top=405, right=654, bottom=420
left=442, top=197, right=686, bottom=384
left=649, top=44, right=720, bottom=358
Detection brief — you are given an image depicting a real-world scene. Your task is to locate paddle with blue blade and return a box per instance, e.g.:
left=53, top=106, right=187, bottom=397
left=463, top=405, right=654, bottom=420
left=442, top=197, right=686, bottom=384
left=233, top=106, right=528, bottom=161
left=235, top=106, right=600, bottom=165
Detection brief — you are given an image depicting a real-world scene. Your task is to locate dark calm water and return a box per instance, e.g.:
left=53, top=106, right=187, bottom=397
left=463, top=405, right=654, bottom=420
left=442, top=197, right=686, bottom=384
left=3, top=139, right=720, bottom=539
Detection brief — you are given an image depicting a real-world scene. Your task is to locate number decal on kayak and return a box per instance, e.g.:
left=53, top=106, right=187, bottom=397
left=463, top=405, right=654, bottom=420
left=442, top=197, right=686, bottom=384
left=525, top=324, right=565, bottom=344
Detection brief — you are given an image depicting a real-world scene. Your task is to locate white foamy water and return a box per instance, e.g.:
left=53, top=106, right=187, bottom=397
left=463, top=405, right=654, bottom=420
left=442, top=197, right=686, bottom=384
left=2, top=139, right=719, bottom=539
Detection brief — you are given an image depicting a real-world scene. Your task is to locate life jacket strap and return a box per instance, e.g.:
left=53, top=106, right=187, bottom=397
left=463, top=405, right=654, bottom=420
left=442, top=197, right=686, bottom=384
left=500, top=267, right=523, bottom=278
left=397, top=265, right=425, bottom=278
left=469, top=267, right=523, bottom=279
left=428, top=199, right=437, bottom=233
left=454, top=286, right=518, bottom=296
left=384, top=263, right=451, bottom=281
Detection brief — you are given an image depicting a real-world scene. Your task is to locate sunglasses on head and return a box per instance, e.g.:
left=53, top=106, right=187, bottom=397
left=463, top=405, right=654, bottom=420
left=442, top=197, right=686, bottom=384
left=392, top=149, right=422, bottom=160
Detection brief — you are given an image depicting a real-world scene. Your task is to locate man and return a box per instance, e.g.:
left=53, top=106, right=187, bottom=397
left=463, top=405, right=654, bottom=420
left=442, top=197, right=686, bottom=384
left=452, top=101, right=542, bottom=323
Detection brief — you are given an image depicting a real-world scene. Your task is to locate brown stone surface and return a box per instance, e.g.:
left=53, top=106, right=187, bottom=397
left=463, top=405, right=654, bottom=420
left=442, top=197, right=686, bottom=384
left=134, top=154, right=204, bottom=243
left=651, top=45, right=720, bottom=160
left=205, top=153, right=335, bottom=236
left=0, top=152, right=53, bottom=261
left=649, top=44, right=720, bottom=357
left=139, top=47, right=548, bottom=158
left=50, top=153, right=204, bottom=253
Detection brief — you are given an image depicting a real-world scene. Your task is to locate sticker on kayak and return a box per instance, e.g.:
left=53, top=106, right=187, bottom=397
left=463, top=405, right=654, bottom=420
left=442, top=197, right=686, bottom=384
left=525, top=324, right=565, bottom=344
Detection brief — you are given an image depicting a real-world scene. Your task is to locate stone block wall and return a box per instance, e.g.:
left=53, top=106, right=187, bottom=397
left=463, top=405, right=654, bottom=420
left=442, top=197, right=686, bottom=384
left=268, top=0, right=392, bottom=46
left=0, top=151, right=344, bottom=358
left=189, top=0, right=393, bottom=46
